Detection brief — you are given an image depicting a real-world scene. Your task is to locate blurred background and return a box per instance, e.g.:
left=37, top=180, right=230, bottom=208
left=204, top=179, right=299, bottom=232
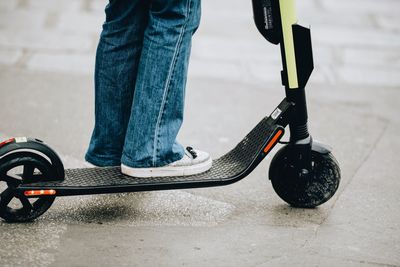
left=0, top=0, right=399, bottom=266
left=0, top=0, right=399, bottom=157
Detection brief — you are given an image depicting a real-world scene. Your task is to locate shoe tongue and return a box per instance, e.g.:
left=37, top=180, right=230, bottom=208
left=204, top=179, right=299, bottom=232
left=185, top=146, right=197, bottom=159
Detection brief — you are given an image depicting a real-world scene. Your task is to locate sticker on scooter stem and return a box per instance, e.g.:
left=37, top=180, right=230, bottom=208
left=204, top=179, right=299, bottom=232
left=271, top=108, right=282, bottom=120
left=262, top=0, right=274, bottom=30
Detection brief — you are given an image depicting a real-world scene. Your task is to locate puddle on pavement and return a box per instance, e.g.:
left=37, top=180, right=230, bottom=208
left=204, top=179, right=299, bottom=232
left=28, top=156, right=237, bottom=226
left=0, top=155, right=235, bottom=227
left=41, top=190, right=236, bottom=226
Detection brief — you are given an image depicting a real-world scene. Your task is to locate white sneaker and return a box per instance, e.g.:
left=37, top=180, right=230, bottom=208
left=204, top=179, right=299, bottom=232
left=121, top=147, right=212, bottom=178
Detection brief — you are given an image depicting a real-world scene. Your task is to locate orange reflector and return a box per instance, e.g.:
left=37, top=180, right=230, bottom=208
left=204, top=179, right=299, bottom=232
left=263, top=129, right=284, bottom=153
left=24, top=189, right=57, bottom=196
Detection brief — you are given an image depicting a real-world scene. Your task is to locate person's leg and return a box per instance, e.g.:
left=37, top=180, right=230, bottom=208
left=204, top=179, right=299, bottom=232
left=86, top=1, right=149, bottom=166
left=121, top=0, right=202, bottom=168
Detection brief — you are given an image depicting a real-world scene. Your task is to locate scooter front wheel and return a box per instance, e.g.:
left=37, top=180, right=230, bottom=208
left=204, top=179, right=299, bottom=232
left=269, top=144, right=341, bottom=208
left=0, top=152, right=57, bottom=222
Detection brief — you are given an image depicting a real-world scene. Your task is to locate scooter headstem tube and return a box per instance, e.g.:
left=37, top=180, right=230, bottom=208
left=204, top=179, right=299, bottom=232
left=279, top=0, right=299, bottom=89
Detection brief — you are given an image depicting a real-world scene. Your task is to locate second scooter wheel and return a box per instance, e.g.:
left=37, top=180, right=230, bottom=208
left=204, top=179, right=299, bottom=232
left=0, top=152, right=57, bottom=222
left=269, top=145, right=341, bottom=208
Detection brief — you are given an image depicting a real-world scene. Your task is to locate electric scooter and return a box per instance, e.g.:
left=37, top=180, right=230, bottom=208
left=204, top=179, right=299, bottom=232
left=0, top=0, right=341, bottom=222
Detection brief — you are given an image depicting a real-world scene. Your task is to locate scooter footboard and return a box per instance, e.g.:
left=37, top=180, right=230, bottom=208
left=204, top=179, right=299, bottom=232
left=18, top=100, right=292, bottom=196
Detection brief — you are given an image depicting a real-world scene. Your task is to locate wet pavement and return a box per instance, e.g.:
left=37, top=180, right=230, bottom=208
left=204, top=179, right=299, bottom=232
left=1, top=0, right=400, bottom=266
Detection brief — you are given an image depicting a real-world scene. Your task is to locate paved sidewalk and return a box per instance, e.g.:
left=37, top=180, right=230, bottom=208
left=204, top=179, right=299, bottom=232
left=0, top=0, right=399, bottom=266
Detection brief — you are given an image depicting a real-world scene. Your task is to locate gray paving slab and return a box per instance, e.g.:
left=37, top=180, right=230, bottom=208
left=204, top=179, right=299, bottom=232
left=0, top=0, right=399, bottom=266
left=0, top=49, right=22, bottom=66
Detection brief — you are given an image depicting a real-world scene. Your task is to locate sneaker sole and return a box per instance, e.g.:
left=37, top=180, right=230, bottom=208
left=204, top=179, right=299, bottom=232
left=121, top=158, right=212, bottom=178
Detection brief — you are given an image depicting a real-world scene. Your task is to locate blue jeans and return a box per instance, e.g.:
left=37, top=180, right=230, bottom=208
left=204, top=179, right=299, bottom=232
left=85, top=0, right=201, bottom=167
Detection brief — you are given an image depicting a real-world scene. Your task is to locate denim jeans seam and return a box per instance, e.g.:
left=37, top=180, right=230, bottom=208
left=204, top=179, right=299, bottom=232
left=130, top=26, right=155, bottom=161
left=151, top=0, right=192, bottom=166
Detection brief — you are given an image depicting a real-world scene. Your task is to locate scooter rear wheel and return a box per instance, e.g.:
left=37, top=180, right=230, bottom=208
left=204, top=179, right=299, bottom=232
left=0, top=152, right=56, bottom=222
left=269, top=145, right=340, bottom=208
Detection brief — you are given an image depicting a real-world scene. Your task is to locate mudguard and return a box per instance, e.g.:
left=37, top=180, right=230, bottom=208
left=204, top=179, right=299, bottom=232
left=0, top=137, right=65, bottom=181
left=312, top=140, right=332, bottom=155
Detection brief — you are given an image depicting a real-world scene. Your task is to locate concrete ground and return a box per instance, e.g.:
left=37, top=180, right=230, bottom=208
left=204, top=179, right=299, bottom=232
left=0, top=0, right=399, bottom=266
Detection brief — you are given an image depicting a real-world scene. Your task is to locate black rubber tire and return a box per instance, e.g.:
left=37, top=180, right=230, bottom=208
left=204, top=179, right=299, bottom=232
left=0, top=152, right=57, bottom=222
left=269, top=145, right=341, bottom=208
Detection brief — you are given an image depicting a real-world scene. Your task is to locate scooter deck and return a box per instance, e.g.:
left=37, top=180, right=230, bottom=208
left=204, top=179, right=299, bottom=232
left=19, top=101, right=291, bottom=197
